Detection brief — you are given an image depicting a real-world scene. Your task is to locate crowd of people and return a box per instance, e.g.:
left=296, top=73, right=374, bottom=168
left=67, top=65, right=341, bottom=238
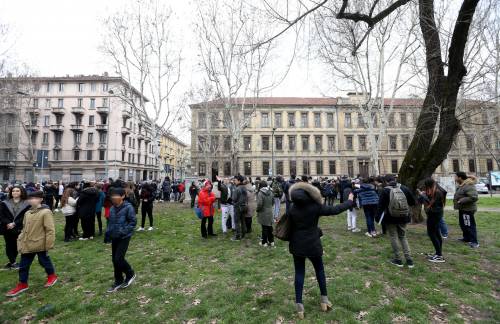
left=0, top=171, right=481, bottom=319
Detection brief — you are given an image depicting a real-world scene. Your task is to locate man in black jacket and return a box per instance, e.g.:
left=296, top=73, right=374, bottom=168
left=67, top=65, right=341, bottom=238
left=376, top=175, right=416, bottom=268
left=231, top=175, right=248, bottom=241
left=284, top=175, right=297, bottom=213
left=217, top=177, right=234, bottom=234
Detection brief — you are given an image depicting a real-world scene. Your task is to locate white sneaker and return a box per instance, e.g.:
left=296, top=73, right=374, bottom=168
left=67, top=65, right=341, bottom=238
left=347, top=227, right=353, bottom=231
left=147, top=227, right=154, bottom=231
left=89, top=236, right=94, bottom=240
left=79, top=237, right=88, bottom=241
left=352, top=228, right=361, bottom=233
left=365, top=232, right=373, bottom=238
left=270, top=242, right=275, bottom=247
left=136, top=227, right=145, bottom=232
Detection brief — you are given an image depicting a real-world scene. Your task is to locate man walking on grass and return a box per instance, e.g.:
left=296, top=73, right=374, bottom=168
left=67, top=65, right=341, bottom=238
left=453, top=172, right=479, bottom=248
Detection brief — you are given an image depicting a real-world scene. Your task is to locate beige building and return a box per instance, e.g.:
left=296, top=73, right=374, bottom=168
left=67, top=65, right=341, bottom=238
left=159, top=131, right=188, bottom=180
left=190, top=96, right=499, bottom=179
left=0, top=74, right=161, bottom=183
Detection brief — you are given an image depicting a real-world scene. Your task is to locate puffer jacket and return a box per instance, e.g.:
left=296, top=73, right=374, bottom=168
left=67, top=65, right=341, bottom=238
left=105, top=201, right=136, bottom=240
left=256, top=187, right=274, bottom=226
left=453, top=177, right=478, bottom=212
left=355, top=184, right=379, bottom=206
left=0, top=199, right=31, bottom=234
left=288, top=182, right=353, bottom=257
left=61, top=197, right=78, bottom=216
left=197, top=187, right=216, bottom=217
left=17, top=206, right=55, bottom=254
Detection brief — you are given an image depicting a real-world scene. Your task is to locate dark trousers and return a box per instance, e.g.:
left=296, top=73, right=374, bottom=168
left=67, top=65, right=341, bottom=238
left=64, top=215, right=76, bottom=241
left=201, top=216, right=214, bottom=237
left=427, top=214, right=443, bottom=256
left=141, top=201, right=153, bottom=228
left=190, top=196, right=196, bottom=208
left=363, top=205, right=377, bottom=233
left=96, top=211, right=103, bottom=234
left=54, top=195, right=61, bottom=209
left=293, top=255, right=327, bottom=304
left=19, top=251, right=55, bottom=284
left=325, top=196, right=334, bottom=206
left=234, top=206, right=247, bottom=239
left=45, top=197, right=54, bottom=211
left=459, top=210, right=478, bottom=244
left=73, top=215, right=80, bottom=237
left=81, top=214, right=95, bottom=238
left=111, top=237, right=134, bottom=285
left=245, top=217, right=252, bottom=233
left=163, top=191, right=170, bottom=201
left=261, top=225, right=274, bottom=244
left=3, top=231, right=19, bottom=264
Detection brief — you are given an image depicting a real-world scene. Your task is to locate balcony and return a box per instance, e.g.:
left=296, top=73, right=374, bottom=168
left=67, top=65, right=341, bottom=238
left=53, top=144, right=62, bottom=150
left=70, top=124, right=84, bottom=132
left=96, top=124, right=108, bottom=132
left=24, top=122, right=39, bottom=132
left=71, top=107, right=85, bottom=115
left=122, top=109, right=132, bottom=119
left=137, top=133, right=145, bottom=140
left=121, top=126, right=131, bottom=134
left=2, top=107, right=17, bottom=114
left=51, top=107, right=65, bottom=115
left=97, top=106, right=109, bottom=115
left=49, top=124, right=64, bottom=132
left=26, top=107, right=40, bottom=114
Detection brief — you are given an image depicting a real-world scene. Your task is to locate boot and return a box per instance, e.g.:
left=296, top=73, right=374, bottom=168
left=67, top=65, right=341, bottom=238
left=320, top=295, right=332, bottom=312
left=296, top=303, right=304, bottom=319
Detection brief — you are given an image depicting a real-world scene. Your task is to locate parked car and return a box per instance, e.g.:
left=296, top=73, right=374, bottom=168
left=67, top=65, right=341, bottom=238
left=476, top=182, right=489, bottom=194
left=479, top=177, right=491, bottom=190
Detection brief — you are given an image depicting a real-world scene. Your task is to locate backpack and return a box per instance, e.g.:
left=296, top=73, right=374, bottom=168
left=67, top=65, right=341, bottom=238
left=272, top=181, right=283, bottom=198
left=388, top=185, right=410, bottom=218
left=325, top=184, right=334, bottom=197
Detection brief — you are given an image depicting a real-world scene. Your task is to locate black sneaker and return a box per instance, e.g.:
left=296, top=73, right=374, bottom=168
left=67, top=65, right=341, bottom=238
left=121, top=273, right=136, bottom=289
left=390, top=259, right=403, bottom=267
left=406, top=259, right=415, bottom=268
left=209, top=234, right=218, bottom=237
left=457, top=238, right=469, bottom=243
left=428, top=255, right=445, bottom=263
left=469, top=242, right=480, bottom=249
left=10, top=263, right=20, bottom=270
left=107, top=283, right=122, bottom=293
left=3, top=263, right=12, bottom=270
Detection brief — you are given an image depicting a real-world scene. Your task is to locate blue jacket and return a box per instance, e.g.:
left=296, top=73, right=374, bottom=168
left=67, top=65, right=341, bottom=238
left=355, top=184, right=379, bottom=206
left=105, top=201, right=136, bottom=240
left=95, top=191, right=105, bottom=213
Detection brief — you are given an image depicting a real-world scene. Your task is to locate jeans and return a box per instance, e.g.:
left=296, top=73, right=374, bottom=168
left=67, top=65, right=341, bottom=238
left=293, top=255, right=327, bottom=304
left=221, top=204, right=234, bottom=233
left=427, top=214, right=443, bottom=256
left=3, top=231, right=18, bottom=264
left=261, top=225, right=274, bottom=245
left=19, top=251, right=55, bottom=284
left=458, top=210, right=478, bottom=244
left=234, top=206, right=247, bottom=239
left=201, top=216, right=214, bottom=237
left=363, top=205, right=377, bottom=233
left=439, top=217, right=448, bottom=237
left=141, top=201, right=153, bottom=228
left=111, top=237, right=134, bottom=285
left=273, top=198, right=281, bottom=220
left=386, top=223, right=412, bottom=261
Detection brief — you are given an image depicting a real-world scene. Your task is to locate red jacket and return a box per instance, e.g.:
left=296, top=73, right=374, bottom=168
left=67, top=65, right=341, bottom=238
left=197, top=187, right=216, bottom=217
left=178, top=183, right=185, bottom=193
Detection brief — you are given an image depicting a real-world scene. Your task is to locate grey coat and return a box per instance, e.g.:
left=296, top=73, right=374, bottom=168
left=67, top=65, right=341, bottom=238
left=245, top=183, right=257, bottom=218
left=256, top=187, right=274, bottom=226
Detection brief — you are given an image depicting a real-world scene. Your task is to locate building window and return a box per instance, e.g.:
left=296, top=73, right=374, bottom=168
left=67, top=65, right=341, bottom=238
left=300, top=113, right=308, bottom=128
left=388, top=113, right=395, bottom=127
left=88, top=133, right=94, bottom=144
left=6, top=133, right=13, bottom=144
left=327, top=112, right=334, bottom=128
left=358, top=113, right=365, bottom=128
left=261, top=112, right=270, bottom=128
left=288, top=136, right=296, bottom=151
left=97, top=150, right=105, bottom=161
left=244, top=161, right=252, bottom=176
left=58, top=83, right=64, bottom=92
left=389, top=135, right=397, bottom=151
left=316, top=160, right=323, bottom=175
left=210, top=112, right=218, bottom=128
left=33, top=98, right=39, bottom=108
left=290, top=160, right=297, bottom=176
left=223, top=136, right=231, bottom=151
left=347, top=160, right=354, bottom=177
left=77, top=98, right=83, bottom=107
left=74, top=150, right=80, bottom=161
left=301, top=135, right=309, bottom=151
left=262, top=136, right=270, bottom=151
left=345, top=113, right=352, bottom=128
left=90, top=98, right=96, bottom=108
left=402, top=135, right=410, bottom=150
left=486, top=159, right=493, bottom=172
left=53, top=150, right=60, bottom=161
left=42, top=133, right=49, bottom=145
left=198, top=112, right=207, bottom=128
left=223, top=162, right=231, bottom=176
left=315, top=135, right=322, bottom=152
left=102, top=82, right=109, bottom=92
left=57, top=98, right=64, bottom=108
left=43, top=115, right=50, bottom=127
left=274, top=112, right=282, bottom=128
left=78, top=83, right=84, bottom=92
left=89, top=115, right=94, bottom=126
left=263, top=161, right=270, bottom=176
left=102, top=98, right=108, bottom=107
left=391, top=160, right=399, bottom=174
left=329, top=161, right=336, bottom=175
left=327, top=136, right=335, bottom=152
left=198, top=136, right=206, bottom=151
left=86, top=150, right=93, bottom=161
left=275, top=136, right=283, bottom=151
left=288, top=112, right=295, bottom=127
left=452, top=159, right=460, bottom=173
left=243, top=111, right=252, bottom=128
left=243, top=136, right=252, bottom=151
left=303, top=160, right=310, bottom=175
left=74, top=132, right=82, bottom=144
left=90, top=82, right=96, bottom=92
left=45, top=98, right=51, bottom=108
left=400, top=113, right=407, bottom=127
left=210, top=135, right=219, bottom=151
left=466, top=135, right=474, bottom=150
left=199, top=162, right=206, bottom=176
left=314, top=112, right=321, bottom=128
left=468, top=159, right=476, bottom=173
left=46, top=82, right=51, bottom=93
left=99, top=132, right=107, bottom=144
left=276, top=161, right=284, bottom=175
left=345, top=136, right=353, bottom=150
left=358, top=135, right=367, bottom=151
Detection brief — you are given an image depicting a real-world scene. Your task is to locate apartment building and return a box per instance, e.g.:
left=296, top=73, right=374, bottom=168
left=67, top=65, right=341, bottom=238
left=159, top=131, right=188, bottom=180
left=190, top=96, right=499, bottom=179
left=0, top=74, right=160, bottom=182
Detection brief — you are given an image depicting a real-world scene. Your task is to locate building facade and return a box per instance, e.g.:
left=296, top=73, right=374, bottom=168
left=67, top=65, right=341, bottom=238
left=0, top=75, right=161, bottom=183
left=190, top=96, right=499, bottom=179
left=159, top=132, right=188, bottom=180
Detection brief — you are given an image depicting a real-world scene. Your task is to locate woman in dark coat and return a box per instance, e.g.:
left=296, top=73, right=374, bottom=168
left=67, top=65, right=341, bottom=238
left=287, top=182, right=354, bottom=319
left=0, top=185, right=30, bottom=269
left=76, top=182, right=99, bottom=240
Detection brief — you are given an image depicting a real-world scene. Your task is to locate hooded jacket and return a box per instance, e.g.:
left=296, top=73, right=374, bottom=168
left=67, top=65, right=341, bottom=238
left=354, top=184, right=379, bottom=206
left=105, top=201, right=137, bottom=240
left=17, top=205, right=55, bottom=254
left=76, top=187, right=99, bottom=218
left=197, top=187, right=216, bottom=217
left=0, top=199, right=31, bottom=234
left=256, top=187, right=274, bottom=226
left=453, top=177, right=478, bottom=212
left=288, top=182, right=353, bottom=257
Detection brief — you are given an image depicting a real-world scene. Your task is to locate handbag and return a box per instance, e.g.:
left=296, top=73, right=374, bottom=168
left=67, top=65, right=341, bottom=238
left=274, top=212, right=291, bottom=241
left=194, top=207, right=203, bottom=220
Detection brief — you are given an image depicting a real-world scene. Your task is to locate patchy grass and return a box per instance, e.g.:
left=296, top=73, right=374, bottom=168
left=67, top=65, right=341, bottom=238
left=446, top=196, right=500, bottom=209
left=0, top=203, right=498, bottom=323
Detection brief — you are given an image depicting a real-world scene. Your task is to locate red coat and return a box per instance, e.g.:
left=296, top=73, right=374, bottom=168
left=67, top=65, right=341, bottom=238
left=178, top=183, right=185, bottom=193
left=198, top=188, right=216, bottom=217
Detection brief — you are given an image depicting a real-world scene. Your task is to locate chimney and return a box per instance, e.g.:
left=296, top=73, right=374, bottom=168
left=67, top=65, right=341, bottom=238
left=103, top=72, right=109, bottom=77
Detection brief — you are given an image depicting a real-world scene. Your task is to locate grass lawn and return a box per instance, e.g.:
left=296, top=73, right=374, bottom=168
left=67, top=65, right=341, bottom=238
left=0, top=203, right=498, bottom=323
left=446, top=196, right=500, bottom=208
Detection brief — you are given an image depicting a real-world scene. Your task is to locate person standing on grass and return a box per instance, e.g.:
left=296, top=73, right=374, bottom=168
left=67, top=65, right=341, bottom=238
left=231, top=175, right=248, bottom=241
left=0, top=185, right=30, bottom=270
left=217, top=177, right=233, bottom=234
left=125, top=182, right=139, bottom=217
left=95, top=183, right=105, bottom=236
left=76, top=182, right=99, bottom=240
left=104, top=187, right=136, bottom=293
left=162, top=177, right=171, bottom=202
left=418, top=178, right=446, bottom=263
left=54, top=181, right=64, bottom=212
left=178, top=181, right=185, bottom=203
left=256, top=180, right=274, bottom=247
left=5, top=191, right=58, bottom=297
left=341, top=177, right=360, bottom=233
left=61, top=187, right=78, bottom=242
left=189, top=181, right=199, bottom=209
left=284, top=175, right=297, bottom=214
left=376, top=174, right=416, bottom=268
left=271, top=176, right=284, bottom=221
left=43, top=181, right=57, bottom=211
left=138, top=182, right=154, bottom=231
left=245, top=177, right=256, bottom=234
left=354, top=177, right=380, bottom=238
left=453, top=172, right=479, bottom=248
left=287, top=181, right=354, bottom=319
left=198, top=181, right=217, bottom=238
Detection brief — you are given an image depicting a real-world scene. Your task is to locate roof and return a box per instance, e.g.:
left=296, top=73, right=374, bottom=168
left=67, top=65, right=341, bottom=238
left=190, top=97, right=339, bottom=107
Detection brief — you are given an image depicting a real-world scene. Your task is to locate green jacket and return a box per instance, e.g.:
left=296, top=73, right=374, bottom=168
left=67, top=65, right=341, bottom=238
left=256, top=188, right=274, bottom=226
left=453, top=177, right=478, bottom=212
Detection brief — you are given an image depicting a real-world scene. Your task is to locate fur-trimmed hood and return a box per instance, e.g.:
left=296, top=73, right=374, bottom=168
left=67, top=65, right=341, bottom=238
left=461, top=176, right=477, bottom=187
left=289, top=182, right=323, bottom=205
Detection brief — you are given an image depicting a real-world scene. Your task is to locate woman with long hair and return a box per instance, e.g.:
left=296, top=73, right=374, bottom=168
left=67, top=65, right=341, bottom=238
left=61, top=187, right=77, bottom=242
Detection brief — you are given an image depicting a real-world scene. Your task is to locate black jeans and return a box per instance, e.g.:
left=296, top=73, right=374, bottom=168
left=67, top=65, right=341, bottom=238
left=19, top=251, right=55, bottom=284
left=234, top=206, right=247, bottom=239
left=190, top=195, right=196, bottom=208
left=54, top=195, right=61, bottom=209
left=293, top=255, right=327, bottom=304
left=201, top=216, right=214, bottom=237
left=73, top=214, right=80, bottom=237
left=111, top=237, right=134, bottom=285
left=261, top=225, right=274, bottom=245
left=81, top=214, right=95, bottom=238
left=96, top=211, right=103, bottom=234
left=245, top=217, right=253, bottom=233
left=458, top=210, right=478, bottom=244
left=163, top=191, right=170, bottom=201
left=3, top=231, right=19, bottom=264
left=141, top=201, right=153, bottom=228
left=427, top=213, right=443, bottom=256
left=64, top=215, right=75, bottom=241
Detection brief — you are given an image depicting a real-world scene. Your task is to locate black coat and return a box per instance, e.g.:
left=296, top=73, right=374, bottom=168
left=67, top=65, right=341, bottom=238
left=0, top=199, right=31, bottom=235
left=76, top=187, right=99, bottom=218
left=288, top=182, right=353, bottom=257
